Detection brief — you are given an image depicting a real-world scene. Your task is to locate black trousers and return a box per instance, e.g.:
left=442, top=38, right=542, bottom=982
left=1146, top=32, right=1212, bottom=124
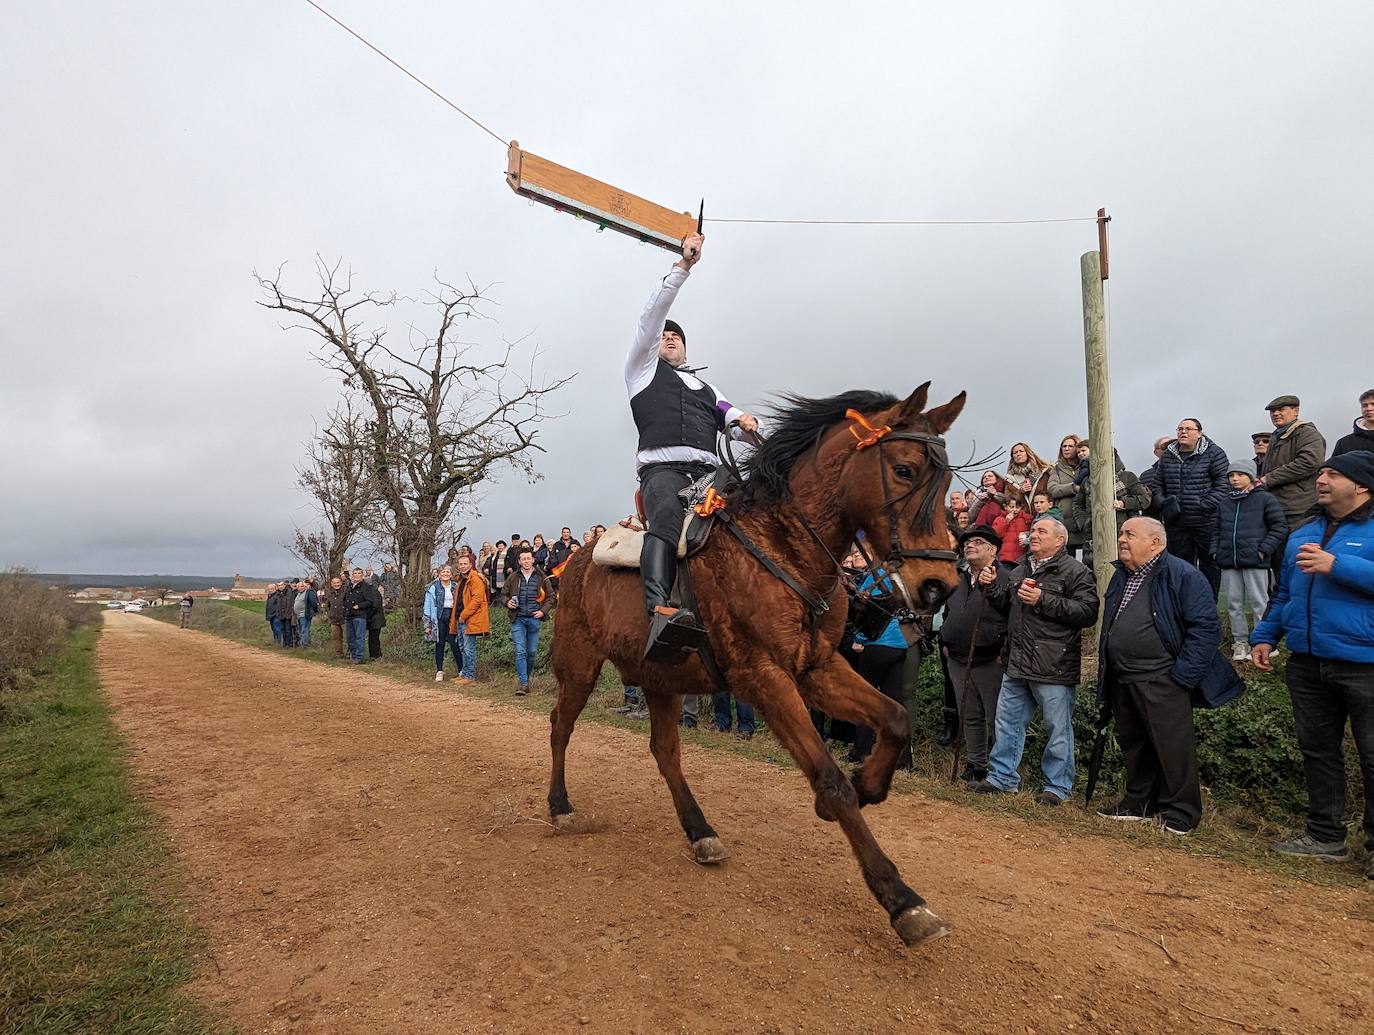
left=1286, top=653, right=1374, bottom=851
left=1165, top=524, right=1221, bottom=598
left=367, top=627, right=383, bottom=659
left=1111, top=672, right=1202, bottom=829
left=948, top=656, right=1004, bottom=769
left=848, top=644, right=911, bottom=768
left=639, top=461, right=712, bottom=545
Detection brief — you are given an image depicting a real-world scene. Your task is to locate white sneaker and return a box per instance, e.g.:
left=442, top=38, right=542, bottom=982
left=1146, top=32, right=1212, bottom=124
left=435, top=671, right=444, bottom=682
left=1232, top=642, right=1249, bottom=662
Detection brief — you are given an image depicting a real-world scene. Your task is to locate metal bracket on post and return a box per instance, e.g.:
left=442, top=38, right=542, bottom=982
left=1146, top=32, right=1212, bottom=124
left=1097, top=207, right=1111, bottom=280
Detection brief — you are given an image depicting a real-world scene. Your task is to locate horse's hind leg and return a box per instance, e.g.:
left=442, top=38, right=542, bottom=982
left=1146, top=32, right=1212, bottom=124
left=548, top=653, right=602, bottom=826
left=645, top=691, right=728, bottom=865
left=758, top=664, right=950, bottom=947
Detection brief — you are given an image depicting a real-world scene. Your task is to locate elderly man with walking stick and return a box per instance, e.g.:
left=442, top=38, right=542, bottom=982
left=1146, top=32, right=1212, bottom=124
left=940, top=526, right=1009, bottom=785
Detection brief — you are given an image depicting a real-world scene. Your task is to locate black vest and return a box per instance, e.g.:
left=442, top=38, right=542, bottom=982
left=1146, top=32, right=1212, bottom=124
left=630, top=359, right=723, bottom=454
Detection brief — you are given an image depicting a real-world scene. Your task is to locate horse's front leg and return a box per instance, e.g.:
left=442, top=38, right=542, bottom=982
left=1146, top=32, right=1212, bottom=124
left=801, top=651, right=910, bottom=808
left=748, top=661, right=950, bottom=947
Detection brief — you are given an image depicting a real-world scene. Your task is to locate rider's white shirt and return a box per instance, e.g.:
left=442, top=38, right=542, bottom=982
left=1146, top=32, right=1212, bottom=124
left=625, top=264, right=745, bottom=473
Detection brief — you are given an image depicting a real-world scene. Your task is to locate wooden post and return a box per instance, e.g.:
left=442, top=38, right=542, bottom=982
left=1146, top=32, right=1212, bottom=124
left=1081, top=249, right=1115, bottom=632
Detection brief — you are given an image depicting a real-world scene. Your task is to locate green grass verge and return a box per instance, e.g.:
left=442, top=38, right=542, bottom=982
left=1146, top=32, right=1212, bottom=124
left=148, top=602, right=1371, bottom=890
left=0, top=624, right=225, bottom=1035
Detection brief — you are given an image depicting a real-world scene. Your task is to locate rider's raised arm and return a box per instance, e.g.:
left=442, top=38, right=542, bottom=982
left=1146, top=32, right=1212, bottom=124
left=624, top=265, right=689, bottom=397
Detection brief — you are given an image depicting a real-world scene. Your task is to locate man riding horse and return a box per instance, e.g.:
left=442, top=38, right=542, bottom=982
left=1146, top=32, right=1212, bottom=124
left=626, top=231, right=759, bottom=663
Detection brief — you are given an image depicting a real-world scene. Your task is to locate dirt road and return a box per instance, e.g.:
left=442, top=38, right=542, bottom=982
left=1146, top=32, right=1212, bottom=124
left=97, top=612, right=1372, bottom=1034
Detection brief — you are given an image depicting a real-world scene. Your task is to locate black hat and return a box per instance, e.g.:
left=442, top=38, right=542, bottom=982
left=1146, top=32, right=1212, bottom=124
left=1266, top=394, right=1300, bottom=410
left=1321, top=450, right=1374, bottom=493
left=958, top=526, right=1002, bottom=552
left=662, top=319, right=686, bottom=345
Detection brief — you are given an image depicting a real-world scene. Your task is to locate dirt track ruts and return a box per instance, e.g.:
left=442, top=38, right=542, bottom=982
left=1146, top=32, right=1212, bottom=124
left=97, top=611, right=1373, bottom=1034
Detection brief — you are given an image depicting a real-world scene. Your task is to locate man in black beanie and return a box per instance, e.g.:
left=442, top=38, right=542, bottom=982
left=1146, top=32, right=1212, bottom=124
left=625, top=231, right=758, bottom=663
left=1254, top=451, right=1374, bottom=877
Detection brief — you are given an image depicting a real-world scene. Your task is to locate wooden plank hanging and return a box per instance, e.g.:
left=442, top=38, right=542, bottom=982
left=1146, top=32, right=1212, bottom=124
left=506, top=141, right=696, bottom=252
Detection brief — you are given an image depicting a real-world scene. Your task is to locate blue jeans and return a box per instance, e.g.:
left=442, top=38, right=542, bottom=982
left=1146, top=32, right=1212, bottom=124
left=270, top=617, right=282, bottom=644
left=510, top=616, right=541, bottom=686
left=434, top=609, right=462, bottom=672
left=986, top=676, right=1077, bottom=799
left=712, top=692, right=756, bottom=734
left=297, top=615, right=312, bottom=647
left=458, top=625, right=478, bottom=680
left=346, top=617, right=367, bottom=662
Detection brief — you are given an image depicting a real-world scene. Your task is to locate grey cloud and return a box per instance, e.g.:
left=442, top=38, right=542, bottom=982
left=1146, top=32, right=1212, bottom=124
left=3, top=2, right=1371, bottom=574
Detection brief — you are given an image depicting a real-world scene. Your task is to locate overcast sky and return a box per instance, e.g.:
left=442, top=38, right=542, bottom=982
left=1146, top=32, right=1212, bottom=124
left=3, top=2, right=1372, bottom=576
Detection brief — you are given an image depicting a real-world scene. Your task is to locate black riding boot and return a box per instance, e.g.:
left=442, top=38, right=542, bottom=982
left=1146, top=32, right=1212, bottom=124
left=641, top=534, right=704, bottom=665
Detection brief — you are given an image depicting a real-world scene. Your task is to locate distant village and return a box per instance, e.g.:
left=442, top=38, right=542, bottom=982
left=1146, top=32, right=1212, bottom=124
left=66, top=575, right=274, bottom=604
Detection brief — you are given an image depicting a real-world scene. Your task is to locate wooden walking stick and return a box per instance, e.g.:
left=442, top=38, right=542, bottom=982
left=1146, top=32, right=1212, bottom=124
left=947, top=582, right=987, bottom=783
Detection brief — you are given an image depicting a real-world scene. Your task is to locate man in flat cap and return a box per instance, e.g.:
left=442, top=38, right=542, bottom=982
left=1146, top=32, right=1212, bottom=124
left=940, top=526, right=1010, bottom=784
left=1253, top=451, right=1374, bottom=879
left=1257, top=395, right=1326, bottom=583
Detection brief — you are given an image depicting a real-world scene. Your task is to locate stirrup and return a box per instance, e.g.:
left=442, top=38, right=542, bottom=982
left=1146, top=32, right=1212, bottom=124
left=644, top=606, right=705, bottom=665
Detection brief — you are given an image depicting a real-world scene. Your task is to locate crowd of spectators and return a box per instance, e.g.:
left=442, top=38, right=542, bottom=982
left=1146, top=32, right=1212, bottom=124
left=254, top=389, right=1373, bottom=875
left=922, top=387, right=1372, bottom=875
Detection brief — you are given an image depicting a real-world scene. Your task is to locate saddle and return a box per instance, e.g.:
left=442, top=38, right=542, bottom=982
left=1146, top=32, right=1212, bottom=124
left=592, top=465, right=736, bottom=570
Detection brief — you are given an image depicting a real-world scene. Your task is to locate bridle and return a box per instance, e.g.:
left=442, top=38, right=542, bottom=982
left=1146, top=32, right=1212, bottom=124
left=713, top=404, right=999, bottom=636
left=841, top=408, right=959, bottom=624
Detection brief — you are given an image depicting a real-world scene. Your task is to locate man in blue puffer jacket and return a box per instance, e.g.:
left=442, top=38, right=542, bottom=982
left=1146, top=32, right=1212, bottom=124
left=1252, top=451, right=1374, bottom=877
left=1152, top=418, right=1230, bottom=598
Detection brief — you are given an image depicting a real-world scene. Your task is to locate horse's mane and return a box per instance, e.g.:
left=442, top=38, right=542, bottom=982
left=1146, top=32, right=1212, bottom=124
left=741, top=390, right=899, bottom=503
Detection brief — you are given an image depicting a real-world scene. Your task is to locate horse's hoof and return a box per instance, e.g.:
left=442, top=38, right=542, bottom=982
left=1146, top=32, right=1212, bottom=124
left=551, top=811, right=577, bottom=830
left=691, top=836, right=730, bottom=865
left=893, top=905, right=953, bottom=947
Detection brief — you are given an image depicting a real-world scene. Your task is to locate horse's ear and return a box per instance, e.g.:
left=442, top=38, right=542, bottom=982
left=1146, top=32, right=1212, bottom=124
left=923, top=392, right=967, bottom=435
left=893, top=382, right=931, bottom=423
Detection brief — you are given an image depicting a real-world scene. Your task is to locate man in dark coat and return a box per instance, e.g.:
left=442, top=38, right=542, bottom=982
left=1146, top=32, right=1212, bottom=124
left=323, top=576, right=348, bottom=657
left=971, top=517, right=1099, bottom=805
left=1095, top=517, right=1244, bottom=835
left=940, top=527, right=1010, bottom=783
left=264, top=582, right=282, bottom=644
left=1332, top=389, right=1374, bottom=457
left=1152, top=418, right=1229, bottom=597
left=343, top=568, right=373, bottom=663
left=363, top=576, right=385, bottom=660
left=274, top=579, right=298, bottom=647
left=1257, top=394, right=1326, bottom=583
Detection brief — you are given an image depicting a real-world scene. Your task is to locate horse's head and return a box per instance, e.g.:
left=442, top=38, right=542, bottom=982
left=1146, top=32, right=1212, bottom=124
left=838, top=382, right=966, bottom=612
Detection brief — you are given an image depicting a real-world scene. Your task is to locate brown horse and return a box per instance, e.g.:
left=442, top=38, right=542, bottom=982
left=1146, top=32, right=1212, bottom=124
left=547, top=384, right=966, bottom=946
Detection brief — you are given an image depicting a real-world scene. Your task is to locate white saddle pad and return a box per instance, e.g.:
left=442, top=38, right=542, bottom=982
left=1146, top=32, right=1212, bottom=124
left=592, top=515, right=691, bottom=569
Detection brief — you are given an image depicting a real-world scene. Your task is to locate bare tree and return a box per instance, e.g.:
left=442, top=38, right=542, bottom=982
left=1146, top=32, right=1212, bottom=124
left=290, top=396, right=377, bottom=581
left=257, top=258, right=572, bottom=632
left=285, top=528, right=332, bottom=584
